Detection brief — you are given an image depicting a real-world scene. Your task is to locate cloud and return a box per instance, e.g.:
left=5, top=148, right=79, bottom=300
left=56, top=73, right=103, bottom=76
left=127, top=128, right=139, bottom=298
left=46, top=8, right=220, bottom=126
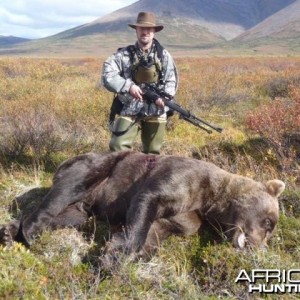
left=0, top=0, right=137, bottom=39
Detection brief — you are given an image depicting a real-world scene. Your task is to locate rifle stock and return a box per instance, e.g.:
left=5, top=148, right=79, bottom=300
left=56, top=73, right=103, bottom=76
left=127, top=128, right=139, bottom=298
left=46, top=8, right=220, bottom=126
left=141, top=84, right=223, bottom=134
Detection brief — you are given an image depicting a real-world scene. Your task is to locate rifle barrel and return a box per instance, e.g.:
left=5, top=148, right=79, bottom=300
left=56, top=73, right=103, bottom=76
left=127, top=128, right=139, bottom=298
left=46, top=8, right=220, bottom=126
left=142, top=84, right=223, bottom=134
left=165, top=101, right=223, bottom=133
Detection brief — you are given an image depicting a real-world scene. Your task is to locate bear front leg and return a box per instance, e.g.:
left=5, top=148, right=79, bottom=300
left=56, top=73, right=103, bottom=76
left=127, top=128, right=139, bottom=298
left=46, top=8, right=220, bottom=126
left=136, top=211, right=202, bottom=259
left=124, top=193, right=202, bottom=257
left=124, top=193, right=158, bottom=255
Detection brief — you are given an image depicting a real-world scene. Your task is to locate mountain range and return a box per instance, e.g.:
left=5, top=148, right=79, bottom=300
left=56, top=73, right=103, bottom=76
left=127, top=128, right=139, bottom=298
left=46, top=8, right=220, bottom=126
left=0, top=0, right=299, bottom=56
left=0, top=36, right=30, bottom=47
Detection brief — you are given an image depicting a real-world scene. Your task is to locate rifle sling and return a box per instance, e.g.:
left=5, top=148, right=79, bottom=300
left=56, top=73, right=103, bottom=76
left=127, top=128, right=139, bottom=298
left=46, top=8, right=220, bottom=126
left=109, top=118, right=139, bottom=137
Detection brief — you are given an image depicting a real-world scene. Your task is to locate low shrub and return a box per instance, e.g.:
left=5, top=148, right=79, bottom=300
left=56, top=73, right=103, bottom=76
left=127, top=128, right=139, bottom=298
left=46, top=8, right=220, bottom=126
left=245, top=88, right=300, bottom=172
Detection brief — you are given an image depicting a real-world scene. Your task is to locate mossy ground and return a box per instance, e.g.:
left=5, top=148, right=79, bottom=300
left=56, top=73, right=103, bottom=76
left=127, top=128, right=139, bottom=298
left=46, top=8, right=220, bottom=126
left=0, top=56, right=299, bottom=299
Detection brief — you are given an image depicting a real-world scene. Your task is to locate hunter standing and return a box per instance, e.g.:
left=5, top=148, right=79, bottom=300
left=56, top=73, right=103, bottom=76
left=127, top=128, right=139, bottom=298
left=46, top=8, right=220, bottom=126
left=102, top=11, right=178, bottom=154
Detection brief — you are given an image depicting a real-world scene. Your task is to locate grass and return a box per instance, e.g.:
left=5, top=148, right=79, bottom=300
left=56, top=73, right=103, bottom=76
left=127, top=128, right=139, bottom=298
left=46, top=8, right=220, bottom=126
left=0, top=56, right=299, bottom=299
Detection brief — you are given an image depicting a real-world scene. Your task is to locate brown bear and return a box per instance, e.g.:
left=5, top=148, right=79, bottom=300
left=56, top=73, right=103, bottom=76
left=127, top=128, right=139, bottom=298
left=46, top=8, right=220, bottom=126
left=0, top=151, right=285, bottom=258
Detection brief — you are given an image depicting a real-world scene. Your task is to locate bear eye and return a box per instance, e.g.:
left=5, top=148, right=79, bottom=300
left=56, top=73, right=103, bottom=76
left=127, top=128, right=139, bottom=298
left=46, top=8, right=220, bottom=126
left=264, top=218, right=273, bottom=230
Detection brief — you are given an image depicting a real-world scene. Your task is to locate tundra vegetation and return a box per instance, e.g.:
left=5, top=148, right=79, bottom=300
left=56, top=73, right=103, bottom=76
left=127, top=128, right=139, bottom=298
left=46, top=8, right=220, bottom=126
left=0, top=56, right=299, bottom=299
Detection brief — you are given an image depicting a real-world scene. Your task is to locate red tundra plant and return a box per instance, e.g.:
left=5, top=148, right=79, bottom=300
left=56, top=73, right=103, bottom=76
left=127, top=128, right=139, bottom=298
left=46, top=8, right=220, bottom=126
left=245, top=86, right=300, bottom=169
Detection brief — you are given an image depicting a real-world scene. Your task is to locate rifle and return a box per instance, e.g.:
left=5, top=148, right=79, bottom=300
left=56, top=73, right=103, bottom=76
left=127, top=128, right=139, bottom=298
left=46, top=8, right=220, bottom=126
left=141, top=84, right=223, bottom=134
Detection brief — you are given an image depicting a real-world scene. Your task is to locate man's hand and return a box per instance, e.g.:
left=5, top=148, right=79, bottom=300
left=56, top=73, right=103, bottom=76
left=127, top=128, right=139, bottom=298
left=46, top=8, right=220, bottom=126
left=155, top=98, right=165, bottom=108
left=129, top=84, right=143, bottom=100
left=130, top=84, right=164, bottom=108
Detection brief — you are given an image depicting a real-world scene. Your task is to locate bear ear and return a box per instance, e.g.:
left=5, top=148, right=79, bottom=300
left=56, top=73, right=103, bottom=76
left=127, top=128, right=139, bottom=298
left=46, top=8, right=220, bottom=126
left=265, top=180, right=285, bottom=197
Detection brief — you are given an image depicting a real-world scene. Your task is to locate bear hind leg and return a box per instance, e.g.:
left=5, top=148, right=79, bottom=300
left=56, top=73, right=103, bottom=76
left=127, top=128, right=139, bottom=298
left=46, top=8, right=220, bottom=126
left=49, top=202, right=91, bottom=229
left=0, top=219, right=21, bottom=246
left=13, top=202, right=91, bottom=247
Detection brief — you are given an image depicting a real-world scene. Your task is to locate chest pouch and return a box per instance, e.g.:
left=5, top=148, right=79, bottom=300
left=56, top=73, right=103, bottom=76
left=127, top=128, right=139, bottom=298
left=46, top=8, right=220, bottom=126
left=132, top=55, right=160, bottom=84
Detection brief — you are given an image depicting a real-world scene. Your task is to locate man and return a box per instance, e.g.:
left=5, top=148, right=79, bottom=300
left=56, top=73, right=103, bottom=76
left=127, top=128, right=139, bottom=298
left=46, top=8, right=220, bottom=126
left=102, top=11, right=178, bottom=154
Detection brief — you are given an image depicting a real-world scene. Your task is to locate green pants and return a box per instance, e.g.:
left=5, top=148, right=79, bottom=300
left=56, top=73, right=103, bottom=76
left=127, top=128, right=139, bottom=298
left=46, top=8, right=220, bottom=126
left=109, top=116, right=166, bottom=154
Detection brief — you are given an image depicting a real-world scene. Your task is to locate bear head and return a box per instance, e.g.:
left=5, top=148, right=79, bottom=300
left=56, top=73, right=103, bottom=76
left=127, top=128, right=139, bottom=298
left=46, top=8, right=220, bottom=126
left=206, top=179, right=285, bottom=249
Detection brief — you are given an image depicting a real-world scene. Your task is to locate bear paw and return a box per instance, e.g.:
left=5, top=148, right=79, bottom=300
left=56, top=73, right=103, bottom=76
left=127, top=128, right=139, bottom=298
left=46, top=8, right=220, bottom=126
left=0, top=220, right=20, bottom=247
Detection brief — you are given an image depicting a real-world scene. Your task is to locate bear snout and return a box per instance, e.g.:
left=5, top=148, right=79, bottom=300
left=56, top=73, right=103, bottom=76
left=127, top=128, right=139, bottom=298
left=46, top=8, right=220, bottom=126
left=232, top=225, right=269, bottom=250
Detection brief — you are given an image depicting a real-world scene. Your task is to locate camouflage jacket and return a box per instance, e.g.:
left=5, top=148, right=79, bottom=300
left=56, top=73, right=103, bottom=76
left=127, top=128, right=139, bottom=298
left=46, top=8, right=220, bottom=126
left=101, top=41, right=178, bottom=117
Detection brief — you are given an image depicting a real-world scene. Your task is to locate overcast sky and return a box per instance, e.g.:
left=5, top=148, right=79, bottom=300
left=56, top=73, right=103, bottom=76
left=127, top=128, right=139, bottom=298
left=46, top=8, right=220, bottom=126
left=0, top=0, right=137, bottom=39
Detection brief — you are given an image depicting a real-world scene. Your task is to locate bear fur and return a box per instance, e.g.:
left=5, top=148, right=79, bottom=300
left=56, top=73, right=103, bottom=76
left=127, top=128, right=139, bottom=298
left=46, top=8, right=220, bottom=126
left=0, top=151, right=285, bottom=258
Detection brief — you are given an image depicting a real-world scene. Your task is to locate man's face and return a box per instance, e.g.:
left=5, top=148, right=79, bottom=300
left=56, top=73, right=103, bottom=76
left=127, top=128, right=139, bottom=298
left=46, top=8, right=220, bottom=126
left=136, top=27, right=155, bottom=48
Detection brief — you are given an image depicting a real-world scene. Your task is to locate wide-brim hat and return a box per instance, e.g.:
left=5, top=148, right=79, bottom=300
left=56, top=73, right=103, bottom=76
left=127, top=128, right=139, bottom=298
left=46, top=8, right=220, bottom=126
left=128, top=12, right=164, bottom=32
